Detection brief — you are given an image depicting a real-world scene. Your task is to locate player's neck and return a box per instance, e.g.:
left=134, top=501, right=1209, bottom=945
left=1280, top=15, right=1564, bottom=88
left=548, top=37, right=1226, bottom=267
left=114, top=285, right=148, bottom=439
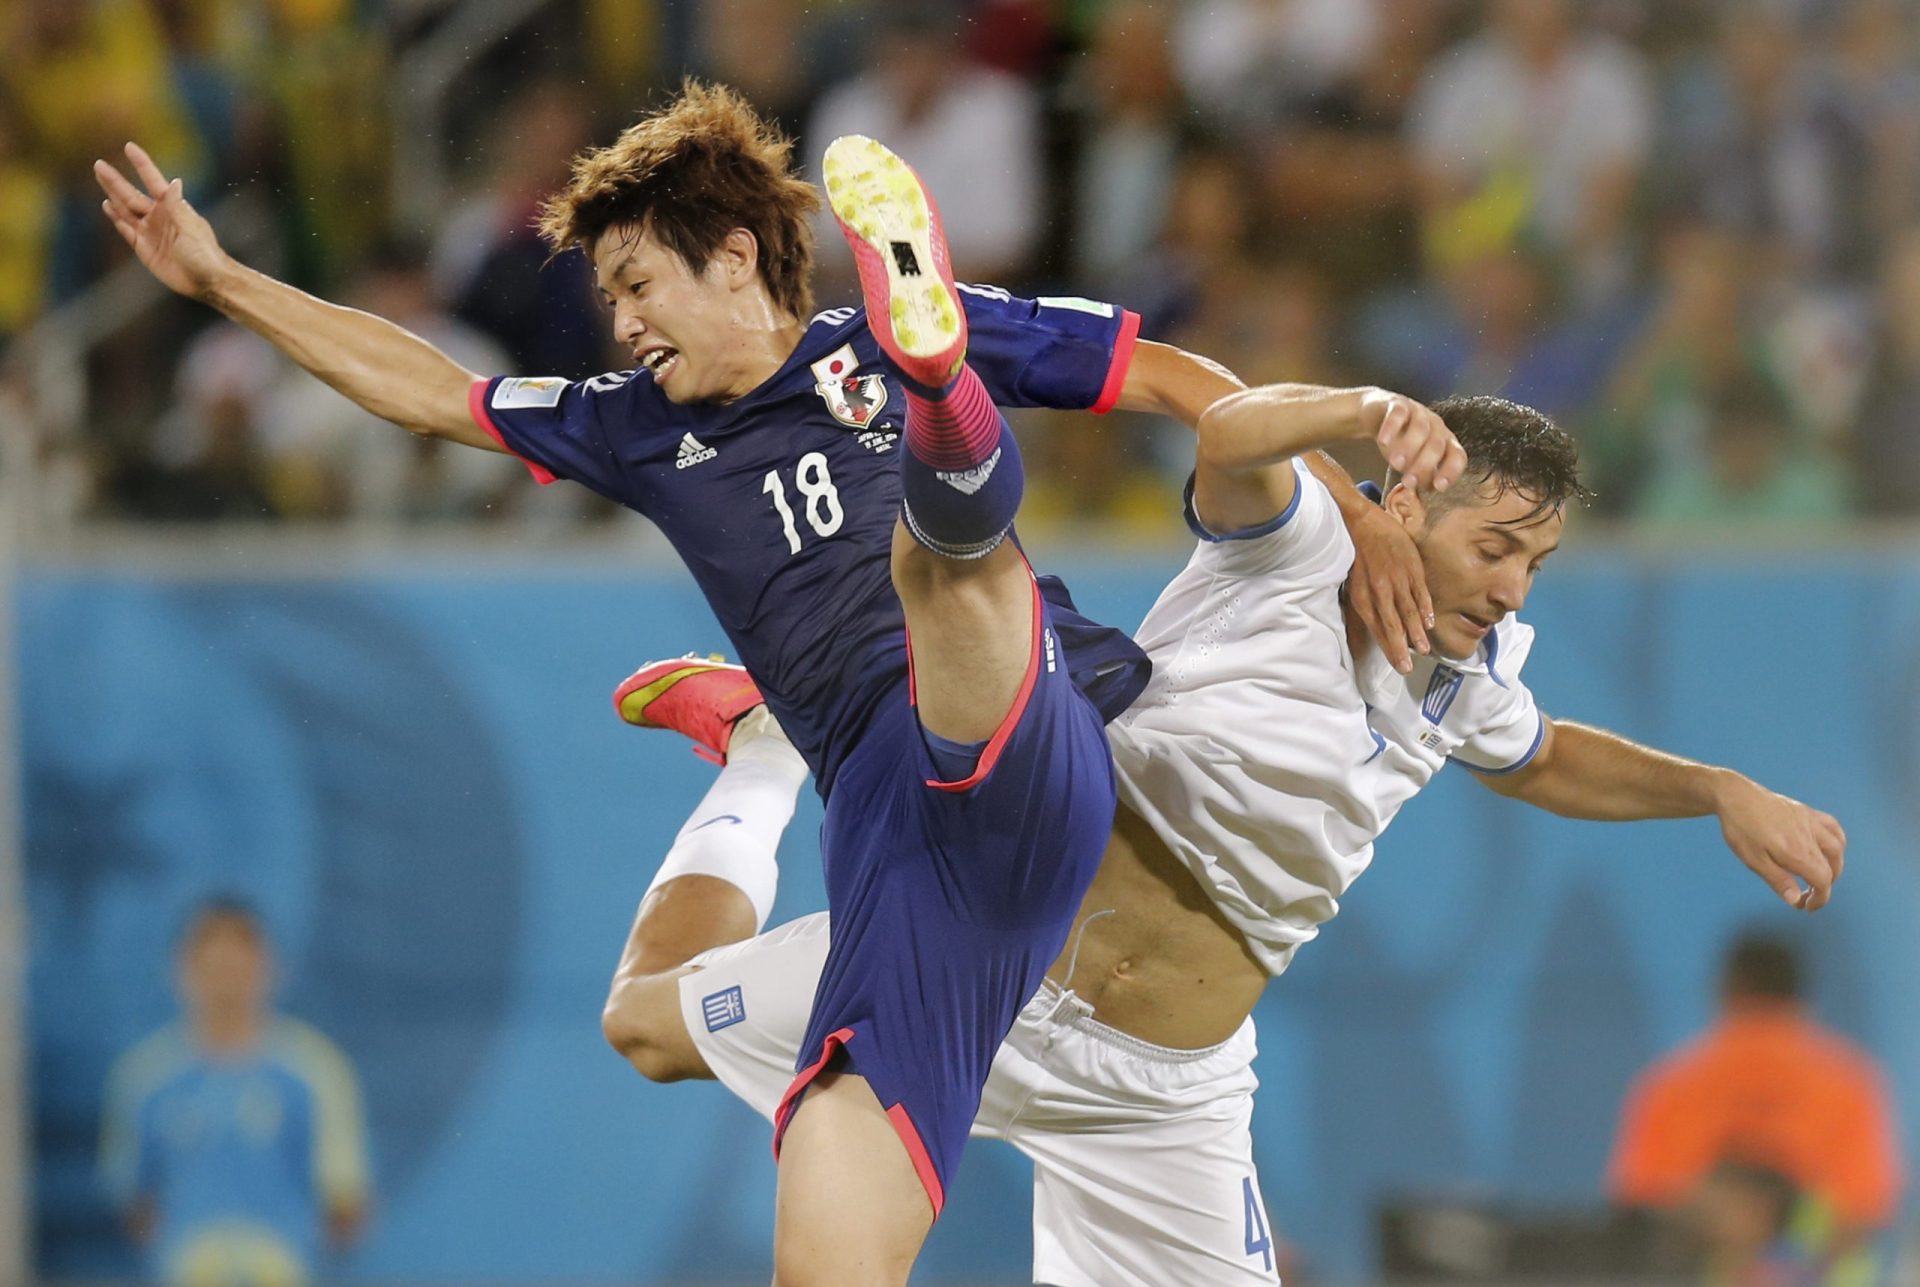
left=714, top=302, right=809, bottom=403
left=192, top=1006, right=266, bottom=1056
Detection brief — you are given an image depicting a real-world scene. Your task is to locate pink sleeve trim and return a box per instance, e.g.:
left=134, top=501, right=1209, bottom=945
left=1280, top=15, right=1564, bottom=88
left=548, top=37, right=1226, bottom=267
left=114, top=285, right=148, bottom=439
left=468, top=379, right=558, bottom=485
left=1090, top=309, right=1142, bottom=415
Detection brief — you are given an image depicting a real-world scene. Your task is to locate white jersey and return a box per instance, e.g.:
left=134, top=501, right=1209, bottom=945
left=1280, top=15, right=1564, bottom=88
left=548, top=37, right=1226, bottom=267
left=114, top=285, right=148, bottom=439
left=1107, top=461, right=1545, bottom=975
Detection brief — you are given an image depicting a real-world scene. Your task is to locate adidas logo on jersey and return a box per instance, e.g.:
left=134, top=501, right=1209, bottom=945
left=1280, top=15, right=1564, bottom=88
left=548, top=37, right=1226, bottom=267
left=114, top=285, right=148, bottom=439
left=935, top=447, right=1001, bottom=495
left=675, top=433, right=717, bottom=469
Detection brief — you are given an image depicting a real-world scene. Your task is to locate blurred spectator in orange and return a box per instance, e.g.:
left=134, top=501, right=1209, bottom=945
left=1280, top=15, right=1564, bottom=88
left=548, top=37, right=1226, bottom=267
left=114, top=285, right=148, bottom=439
left=807, top=4, right=1044, bottom=285
left=1855, top=226, right=1920, bottom=515
left=101, top=897, right=370, bottom=1287
left=1409, top=0, right=1652, bottom=307
left=1634, top=374, right=1850, bottom=527
left=1609, top=932, right=1903, bottom=1286
left=434, top=79, right=607, bottom=380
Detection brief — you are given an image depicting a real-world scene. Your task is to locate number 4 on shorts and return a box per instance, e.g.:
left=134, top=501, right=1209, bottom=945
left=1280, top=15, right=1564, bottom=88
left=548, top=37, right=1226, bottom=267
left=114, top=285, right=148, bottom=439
left=1242, top=1176, right=1273, bottom=1273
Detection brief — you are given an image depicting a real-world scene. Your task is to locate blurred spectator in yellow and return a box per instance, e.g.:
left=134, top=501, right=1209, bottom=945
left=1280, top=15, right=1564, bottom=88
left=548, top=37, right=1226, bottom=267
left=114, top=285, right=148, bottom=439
left=1409, top=0, right=1652, bottom=307
left=0, top=90, right=57, bottom=347
left=1634, top=374, right=1850, bottom=528
left=100, top=897, right=370, bottom=1287
left=3, top=0, right=205, bottom=303
left=807, top=4, right=1044, bottom=285
left=1609, top=932, right=1902, bottom=1286
left=1855, top=226, right=1920, bottom=515
left=433, top=79, right=607, bottom=379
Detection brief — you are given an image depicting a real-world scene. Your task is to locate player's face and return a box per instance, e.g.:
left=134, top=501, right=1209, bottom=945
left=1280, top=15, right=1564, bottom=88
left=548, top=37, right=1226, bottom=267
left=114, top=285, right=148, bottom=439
left=590, top=223, right=745, bottom=404
left=177, top=918, right=273, bottom=1017
left=1406, top=480, right=1564, bottom=659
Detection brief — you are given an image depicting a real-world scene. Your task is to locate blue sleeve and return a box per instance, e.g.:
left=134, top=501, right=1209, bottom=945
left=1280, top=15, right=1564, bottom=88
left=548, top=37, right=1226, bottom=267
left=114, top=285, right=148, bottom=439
left=468, top=372, right=648, bottom=502
left=954, top=285, right=1141, bottom=413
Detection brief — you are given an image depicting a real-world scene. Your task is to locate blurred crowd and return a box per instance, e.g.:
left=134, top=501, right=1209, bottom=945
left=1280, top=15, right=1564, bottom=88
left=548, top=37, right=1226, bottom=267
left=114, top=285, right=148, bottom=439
left=5, top=0, right=1920, bottom=533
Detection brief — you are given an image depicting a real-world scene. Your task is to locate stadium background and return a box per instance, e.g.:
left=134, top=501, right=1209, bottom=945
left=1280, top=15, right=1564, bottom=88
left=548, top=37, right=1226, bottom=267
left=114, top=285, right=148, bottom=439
left=3, top=0, right=1918, bottom=1282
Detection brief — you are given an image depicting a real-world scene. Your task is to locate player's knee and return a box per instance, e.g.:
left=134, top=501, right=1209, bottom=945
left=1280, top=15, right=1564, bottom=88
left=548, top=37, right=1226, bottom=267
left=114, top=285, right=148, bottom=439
left=601, top=981, right=696, bottom=1083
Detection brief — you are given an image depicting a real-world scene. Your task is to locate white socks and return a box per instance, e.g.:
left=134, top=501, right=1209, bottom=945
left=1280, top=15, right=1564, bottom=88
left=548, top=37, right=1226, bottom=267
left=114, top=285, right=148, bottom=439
left=642, top=706, right=808, bottom=932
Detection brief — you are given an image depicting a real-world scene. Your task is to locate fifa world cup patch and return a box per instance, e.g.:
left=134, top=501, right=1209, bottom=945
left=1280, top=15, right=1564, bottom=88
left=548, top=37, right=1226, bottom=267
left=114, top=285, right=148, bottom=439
left=810, top=343, right=890, bottom=428
left=701, top=985, right=747, bottom=1032
left=491, top=376, right=568, bottom=409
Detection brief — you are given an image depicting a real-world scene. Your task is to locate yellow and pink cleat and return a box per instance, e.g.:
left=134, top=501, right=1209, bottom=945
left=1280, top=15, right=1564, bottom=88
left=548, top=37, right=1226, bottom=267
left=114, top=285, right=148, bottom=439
left=613, top=654, right=765, bottom=765
left=823, top=134, right=967, bottom=390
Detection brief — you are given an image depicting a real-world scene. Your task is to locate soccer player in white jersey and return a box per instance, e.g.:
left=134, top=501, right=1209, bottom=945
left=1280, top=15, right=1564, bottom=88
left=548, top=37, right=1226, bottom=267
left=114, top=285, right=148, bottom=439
left=603, top=390, right=1845, bottom=1287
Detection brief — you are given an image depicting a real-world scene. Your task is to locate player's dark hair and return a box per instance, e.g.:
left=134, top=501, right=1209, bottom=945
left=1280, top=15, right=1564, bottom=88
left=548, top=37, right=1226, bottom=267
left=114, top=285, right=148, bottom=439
left=1722, top=932, right=1802, bottom=1002
left=537, top=80, right=822, bottom=320
left=1427, top=395, right=1591, bottom=526
left=178, top=894, right=266, bottom=953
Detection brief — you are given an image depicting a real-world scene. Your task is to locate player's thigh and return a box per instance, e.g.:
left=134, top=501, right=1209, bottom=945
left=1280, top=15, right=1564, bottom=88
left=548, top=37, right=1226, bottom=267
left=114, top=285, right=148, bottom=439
left=774, top=1070, right=934, bottom=1287
left=888, top=521, right=1035, bottom=744
left=678, top=912, right=831, bottom=1119
left=1024, top=1098, right=1280, bottom=1287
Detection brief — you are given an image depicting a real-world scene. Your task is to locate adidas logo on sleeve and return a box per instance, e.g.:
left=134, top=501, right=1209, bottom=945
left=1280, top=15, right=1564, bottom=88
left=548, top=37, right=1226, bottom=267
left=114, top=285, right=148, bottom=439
left=675, top=433, right=718, bottom=469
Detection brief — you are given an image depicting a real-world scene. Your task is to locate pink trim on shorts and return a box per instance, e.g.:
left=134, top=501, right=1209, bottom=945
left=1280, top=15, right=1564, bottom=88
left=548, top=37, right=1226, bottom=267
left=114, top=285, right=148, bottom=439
left=905, top=560, right=1046, bottom=794
left=1090, top=309, right=1142, bottom=415
left=770, top=1026, right=946, bottom=1217
left=468, top=379, right=558, bottom=484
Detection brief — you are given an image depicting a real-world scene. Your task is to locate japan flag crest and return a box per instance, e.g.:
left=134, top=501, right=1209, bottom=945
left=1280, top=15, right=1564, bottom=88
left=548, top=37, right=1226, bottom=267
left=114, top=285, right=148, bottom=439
left=810, top=344, right=889, bottom=428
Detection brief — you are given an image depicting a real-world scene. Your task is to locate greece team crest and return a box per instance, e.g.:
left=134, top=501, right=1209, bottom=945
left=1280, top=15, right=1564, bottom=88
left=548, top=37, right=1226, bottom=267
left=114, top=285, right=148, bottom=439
left=809, top=344, right=889, bottom=428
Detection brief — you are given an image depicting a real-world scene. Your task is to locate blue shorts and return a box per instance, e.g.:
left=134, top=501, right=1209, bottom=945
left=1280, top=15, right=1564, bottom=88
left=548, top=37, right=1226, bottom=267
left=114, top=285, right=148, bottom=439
left=770, top=576, right=1120, bottom=1216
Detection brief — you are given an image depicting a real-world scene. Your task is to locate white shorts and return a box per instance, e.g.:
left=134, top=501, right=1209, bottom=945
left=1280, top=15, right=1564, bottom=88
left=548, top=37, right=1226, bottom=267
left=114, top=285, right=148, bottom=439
left=679, top=913, right=1280, bottom=1286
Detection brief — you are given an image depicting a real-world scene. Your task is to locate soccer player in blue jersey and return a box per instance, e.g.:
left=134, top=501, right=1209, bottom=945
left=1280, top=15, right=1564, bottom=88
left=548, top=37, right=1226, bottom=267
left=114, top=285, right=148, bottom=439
left=101, top=899, right=369, bottom=1286
left=93, top=84, right=1468, bottom=1284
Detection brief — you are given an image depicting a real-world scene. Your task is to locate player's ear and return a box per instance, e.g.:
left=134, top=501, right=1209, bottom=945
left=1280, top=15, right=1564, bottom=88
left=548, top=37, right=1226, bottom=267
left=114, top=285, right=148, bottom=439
left=1383, top=481, right=1425, bottom=531
left=720, top=227, right=759, bottom=289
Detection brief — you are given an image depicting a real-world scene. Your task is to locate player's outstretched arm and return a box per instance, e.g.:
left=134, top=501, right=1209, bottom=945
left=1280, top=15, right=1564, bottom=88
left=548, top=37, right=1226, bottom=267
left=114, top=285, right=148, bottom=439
left=1118, top=344, right=1441, bottom=667
left=1477, top=717, right=1846, bottom=910
left=94, top=142, right=494, bottom=449
left=1192, top=384, right=1467, bottom=535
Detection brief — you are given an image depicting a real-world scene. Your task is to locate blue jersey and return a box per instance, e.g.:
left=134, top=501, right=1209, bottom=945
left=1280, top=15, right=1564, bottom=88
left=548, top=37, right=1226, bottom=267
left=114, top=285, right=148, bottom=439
left=473, top=286, right=1147, bottom=793
left=100, top=1019, right=369, bottom=1280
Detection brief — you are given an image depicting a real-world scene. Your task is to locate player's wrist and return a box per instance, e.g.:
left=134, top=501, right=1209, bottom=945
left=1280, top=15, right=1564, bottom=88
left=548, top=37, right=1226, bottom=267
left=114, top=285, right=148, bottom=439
left=1699, top=765, right=1750, bottom=817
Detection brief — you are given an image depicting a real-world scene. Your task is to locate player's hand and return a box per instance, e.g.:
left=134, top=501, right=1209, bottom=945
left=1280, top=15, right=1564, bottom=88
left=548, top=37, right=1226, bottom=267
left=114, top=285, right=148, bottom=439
left=1341, top=502, right=1433, bottom=674
left=93, top=142, right=231, bottom=301
left=1356, top=389, right=1468, bottom=495
left=1714, top=776, right=1846, bottom=911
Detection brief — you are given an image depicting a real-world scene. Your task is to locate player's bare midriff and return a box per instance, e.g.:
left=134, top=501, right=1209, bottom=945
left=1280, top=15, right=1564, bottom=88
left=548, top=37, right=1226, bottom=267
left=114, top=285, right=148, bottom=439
left=1043, top=803, right=1268, bottom=1050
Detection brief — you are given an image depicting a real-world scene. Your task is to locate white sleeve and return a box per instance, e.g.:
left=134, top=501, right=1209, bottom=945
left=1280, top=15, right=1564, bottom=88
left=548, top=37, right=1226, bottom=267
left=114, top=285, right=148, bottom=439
left=1184, top=458, right=1354, bottom=587
left=1453, top=620, right=1547, bottom=774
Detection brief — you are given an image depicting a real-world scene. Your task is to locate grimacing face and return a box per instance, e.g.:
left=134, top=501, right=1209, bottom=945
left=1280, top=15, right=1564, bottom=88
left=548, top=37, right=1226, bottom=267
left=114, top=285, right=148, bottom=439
left=590, top=223, right=760, bottom=404
left=1388, top=477, right=1565, bottom=660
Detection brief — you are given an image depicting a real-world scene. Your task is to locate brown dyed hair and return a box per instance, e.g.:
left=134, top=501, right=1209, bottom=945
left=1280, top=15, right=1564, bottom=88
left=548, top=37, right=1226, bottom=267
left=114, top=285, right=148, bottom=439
left=536, top=81, right=822, bottom=319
